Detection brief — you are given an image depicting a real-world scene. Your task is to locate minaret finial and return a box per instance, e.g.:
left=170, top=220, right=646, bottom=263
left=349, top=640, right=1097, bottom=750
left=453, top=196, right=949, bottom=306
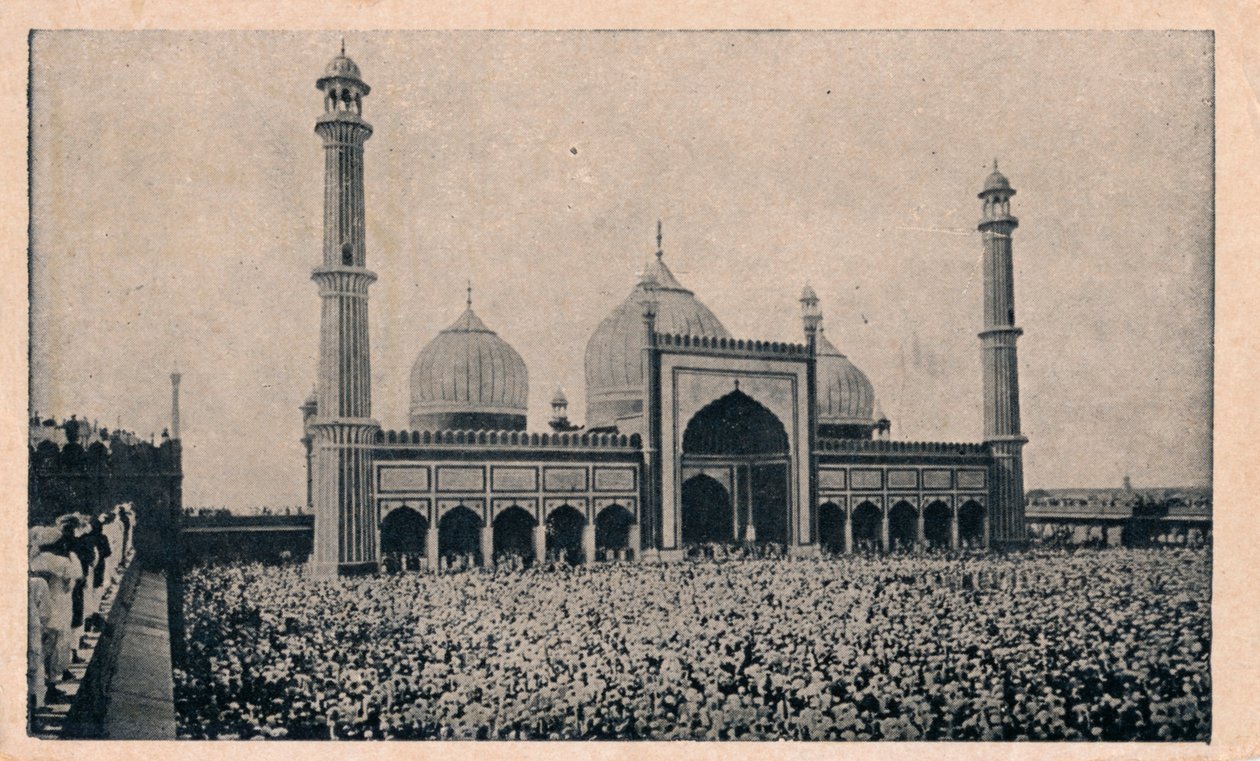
left=655, top=220, right=663, bottom=259
left=466, top=280, right=473, bottom=308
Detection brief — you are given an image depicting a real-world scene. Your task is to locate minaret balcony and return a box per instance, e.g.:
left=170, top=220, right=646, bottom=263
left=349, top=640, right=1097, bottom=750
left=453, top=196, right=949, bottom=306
left=978, top=214, right=1019, bottom=229
left=311, top=266, right=378, bottom=296
left=316, top=110, right=371, bottom=126
left=978, top=326, right=1023, bottom=339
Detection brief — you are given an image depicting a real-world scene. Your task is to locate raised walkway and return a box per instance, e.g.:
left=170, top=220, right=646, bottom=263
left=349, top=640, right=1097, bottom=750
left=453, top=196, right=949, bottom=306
left=100, top=569, right=177, bottom=739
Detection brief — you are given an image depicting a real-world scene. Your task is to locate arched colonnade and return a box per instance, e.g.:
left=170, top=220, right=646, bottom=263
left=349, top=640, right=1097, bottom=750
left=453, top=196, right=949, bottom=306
left=817, top=498, right=989, bottom=554
left=378, top=501, right=640, bottom=572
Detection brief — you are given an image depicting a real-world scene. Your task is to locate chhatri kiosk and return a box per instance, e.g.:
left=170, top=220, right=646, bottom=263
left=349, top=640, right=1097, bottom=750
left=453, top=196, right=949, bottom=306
left=300, top=50, right=1028, bottom=577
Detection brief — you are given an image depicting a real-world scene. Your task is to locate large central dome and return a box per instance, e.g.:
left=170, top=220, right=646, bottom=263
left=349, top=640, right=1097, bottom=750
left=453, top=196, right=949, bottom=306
left=584, top=252, right=730, bottom=432
left=410, top=306, right=529, bottom=431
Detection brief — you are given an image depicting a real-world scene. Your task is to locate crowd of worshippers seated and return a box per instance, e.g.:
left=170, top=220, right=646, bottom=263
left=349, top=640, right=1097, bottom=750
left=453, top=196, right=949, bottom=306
left=28, top=506, right=132, bottom=713
left=174, top=545, right=1209, bottom=741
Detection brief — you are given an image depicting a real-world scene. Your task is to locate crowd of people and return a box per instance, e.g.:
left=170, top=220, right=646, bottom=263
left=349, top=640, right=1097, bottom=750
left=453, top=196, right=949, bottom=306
left=174, top=546, right=1210, bottom=741
left=28, top=504, right=133, bottom=712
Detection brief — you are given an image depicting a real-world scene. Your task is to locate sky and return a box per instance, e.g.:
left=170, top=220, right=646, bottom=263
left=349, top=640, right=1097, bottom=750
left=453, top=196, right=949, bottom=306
left=29, top=31, right=1214, bottom=510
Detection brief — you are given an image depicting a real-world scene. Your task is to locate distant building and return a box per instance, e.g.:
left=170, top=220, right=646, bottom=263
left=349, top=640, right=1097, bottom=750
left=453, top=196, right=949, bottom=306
left=301, top=50, right=1030, bottom=576
left=1026, top=483, right=1211, bottom=546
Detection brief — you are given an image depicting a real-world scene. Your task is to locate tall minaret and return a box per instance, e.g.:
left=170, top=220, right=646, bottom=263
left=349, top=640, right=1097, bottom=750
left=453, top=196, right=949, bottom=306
left=977, top=161, right=1027, bottom=547
left=169, top=367, right=181, bottom=440
left=308, top=43, right=380, bottom=576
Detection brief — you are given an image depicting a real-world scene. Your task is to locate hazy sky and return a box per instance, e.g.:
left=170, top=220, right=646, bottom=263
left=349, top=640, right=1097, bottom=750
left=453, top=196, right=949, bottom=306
left=29, top=31, right=1213, bottom=509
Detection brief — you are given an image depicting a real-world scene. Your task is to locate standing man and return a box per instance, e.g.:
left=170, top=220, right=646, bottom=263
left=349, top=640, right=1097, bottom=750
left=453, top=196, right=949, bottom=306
left=30, top=526, right=78, bottom=702
left=118, top=504, right=132, bottom=564
left=85, top=516, right=112, bottom=632
left=52, top=516, right=94, bottom=657
left=28, top=533, right=52, bottom=714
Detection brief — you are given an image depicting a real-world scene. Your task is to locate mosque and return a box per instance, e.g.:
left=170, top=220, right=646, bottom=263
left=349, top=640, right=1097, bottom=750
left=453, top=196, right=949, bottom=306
left=301, top=49, right=1029, bottom=577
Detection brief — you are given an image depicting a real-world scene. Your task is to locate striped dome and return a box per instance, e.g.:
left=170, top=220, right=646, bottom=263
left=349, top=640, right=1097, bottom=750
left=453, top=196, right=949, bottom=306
left=584, top=255, right=730, bottom=430
left=409, top=307, right=529, bottom=431
left=816, top=330, right=875, bottom=425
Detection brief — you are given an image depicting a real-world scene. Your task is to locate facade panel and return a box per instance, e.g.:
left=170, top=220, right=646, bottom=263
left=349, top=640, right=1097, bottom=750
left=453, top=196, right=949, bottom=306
left=491, top=466, right=538, bottom=492
left=436, top=466, right=486, bottom=492
left=379, top=466, right=431, bottom=493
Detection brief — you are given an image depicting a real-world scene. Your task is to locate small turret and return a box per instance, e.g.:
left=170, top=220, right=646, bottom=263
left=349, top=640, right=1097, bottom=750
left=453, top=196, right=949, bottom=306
left=549, top=386, right=582, bottom=433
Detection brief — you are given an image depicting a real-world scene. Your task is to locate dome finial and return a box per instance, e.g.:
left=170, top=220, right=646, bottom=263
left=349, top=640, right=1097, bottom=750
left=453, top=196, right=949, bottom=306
left=655, top=220, right=663, bottom=260
left=340, top=36, right=345, bottom=56
left=993, top=157, right=999, bottom=172
left=466, top=280, right=473, bottom=308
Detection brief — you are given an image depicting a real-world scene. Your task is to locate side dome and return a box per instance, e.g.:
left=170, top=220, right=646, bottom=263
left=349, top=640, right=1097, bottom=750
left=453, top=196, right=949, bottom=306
left=584, top=254, right=730, bottom=431
left=816, top=330, right=876, bottom=439
left=409, top=307, right=528, bottom=431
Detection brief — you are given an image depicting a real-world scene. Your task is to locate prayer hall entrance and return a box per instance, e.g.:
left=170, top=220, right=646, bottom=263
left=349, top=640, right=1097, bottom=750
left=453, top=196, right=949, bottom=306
left=679, top=389, right=791, bottom=548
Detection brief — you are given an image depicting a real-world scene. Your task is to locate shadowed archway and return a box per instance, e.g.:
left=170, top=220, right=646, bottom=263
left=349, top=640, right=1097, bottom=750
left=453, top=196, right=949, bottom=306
left=682, top=389, right=791, bottom=546
left=923, top=501, right=951, bottom=549
left=438, top=505, right=482, bottom=565
left=959, top=500, right=986, bottom=548
left=682, top=389, right=789, bottom=456
left=889, top=501, right=917, bottom=551
left=493, top=506, right=536, bottom=565
left=380, top=506, right=428, bottom=556
left=818, top=501, right=844, bottom=553
left=852, top=501, right=881, bottom=550
left=595, top=503, right=635, bottom=558
left=546, top=504, right=586, bottom=564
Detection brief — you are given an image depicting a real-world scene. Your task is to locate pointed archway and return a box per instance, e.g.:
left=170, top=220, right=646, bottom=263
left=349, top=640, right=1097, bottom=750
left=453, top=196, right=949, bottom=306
left=818, top=502, right=844, bottom=554
left=852, top=501, right=881, bottom=551
left=889, top=501, right=917, bottom=551
left=682, top=389, right=790, bottom=456
left=493, top=506, right=536, bottom=565
left=380, top=506, right=428, bottom=555
left=681, top=389, right=790, bottom=547
left=923, top=501, right=951, bottom=549
left=380, top=506, right=428, bottom=572
left=438, top=505, right=482, bottom=566
left=546, top=504, right=586, bottom=565
left=595, top=503, right=635, bottom=559
left=959, top=500, right=986, bottom=548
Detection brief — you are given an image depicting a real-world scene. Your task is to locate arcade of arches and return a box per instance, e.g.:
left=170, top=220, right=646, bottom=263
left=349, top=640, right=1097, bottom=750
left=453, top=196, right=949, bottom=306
left=381, top=494, right=988, bottom=571
left=377, top=502, right=640, bottom=571
left=815, top=499, right=989, bottom=554
left=680, top=390, right=791, bottom=548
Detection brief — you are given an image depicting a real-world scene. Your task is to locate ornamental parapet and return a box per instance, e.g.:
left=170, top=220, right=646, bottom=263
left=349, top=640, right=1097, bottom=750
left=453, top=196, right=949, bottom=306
left=374, top=428, right=642, bottom=450
left=654, top=332, right=808, bottom=357
left=816, top=437, right=990, bottom=457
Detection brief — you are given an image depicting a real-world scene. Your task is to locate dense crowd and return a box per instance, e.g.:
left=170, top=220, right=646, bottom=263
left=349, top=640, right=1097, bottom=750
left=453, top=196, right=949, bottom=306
left=175, top=547, right=1210, bottom=741
left=28, top=505, right=133, bottom=712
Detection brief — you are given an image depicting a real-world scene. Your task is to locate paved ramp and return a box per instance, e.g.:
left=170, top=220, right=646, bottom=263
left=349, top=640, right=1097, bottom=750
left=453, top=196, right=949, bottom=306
left=102, top=570, right=177, bottom=739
